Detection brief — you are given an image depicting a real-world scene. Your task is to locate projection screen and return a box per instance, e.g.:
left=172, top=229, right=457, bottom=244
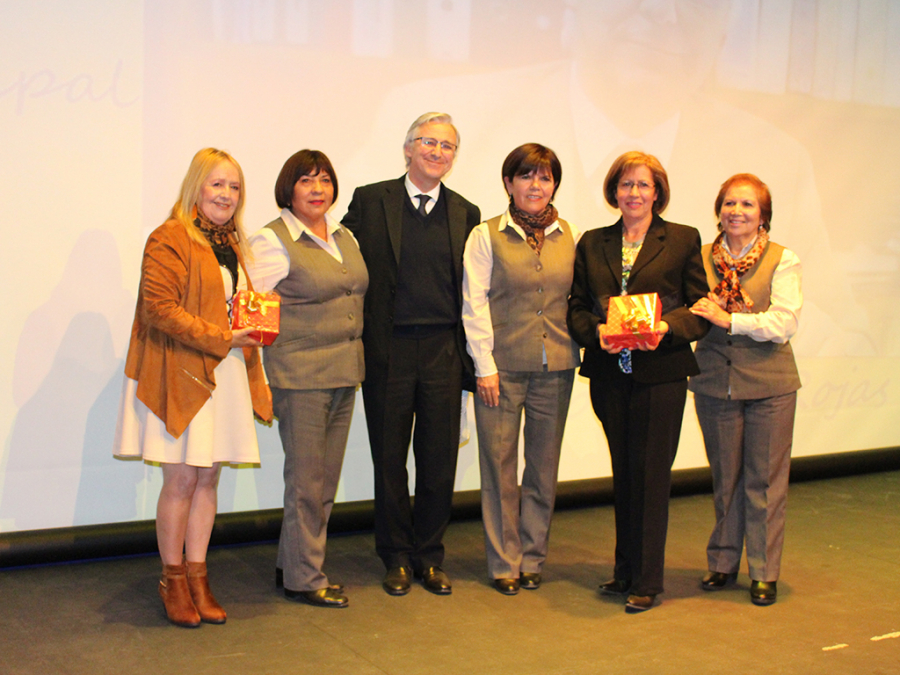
left=1, top=0, right=898, bottom=533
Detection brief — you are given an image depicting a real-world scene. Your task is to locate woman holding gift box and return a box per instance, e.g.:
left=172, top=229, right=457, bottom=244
left=689, top=174, right=802, bottom=607
left=114, top=148, right=272, bottom=627
left=462, top=143, right=581, bottom=595
left=567, top=151, right=708, bottom=612
left=248, top=149, right=368, bottom=609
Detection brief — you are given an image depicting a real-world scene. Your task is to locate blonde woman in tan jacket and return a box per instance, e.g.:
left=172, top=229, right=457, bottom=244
left=115, top=148, right=272, bottom=627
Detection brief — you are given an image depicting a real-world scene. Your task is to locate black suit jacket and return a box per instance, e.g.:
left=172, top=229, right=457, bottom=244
left=342, top=176, right=481, bottom=389
left=567, top=214, right=709, bottom=384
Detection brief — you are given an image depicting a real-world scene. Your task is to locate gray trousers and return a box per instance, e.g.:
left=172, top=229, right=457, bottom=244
left=475, top=368, right=575, bottom=579
left=694, top=391, right=797, bottom=582
left=273, top=386, right=355, bottom=591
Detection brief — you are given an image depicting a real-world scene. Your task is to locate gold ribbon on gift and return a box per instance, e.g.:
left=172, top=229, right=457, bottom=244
left=620, top=295, right=654, bottom=335
left=239, top=292, right=278, bottom=316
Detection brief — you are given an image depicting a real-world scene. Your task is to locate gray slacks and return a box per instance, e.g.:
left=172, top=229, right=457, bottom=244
left=694, top=391, right=797, bottom=582
left=475, top=368, right=575, bottom=579
left=272, top=386, right=355, bottom=591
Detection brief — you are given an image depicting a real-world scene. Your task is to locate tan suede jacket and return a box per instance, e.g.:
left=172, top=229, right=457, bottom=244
left=123, top=219, right=272, bottom=439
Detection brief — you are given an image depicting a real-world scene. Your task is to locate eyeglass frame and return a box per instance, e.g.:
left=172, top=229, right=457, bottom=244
left=414, top=136, right=458, bottom=153
left=617, top=179, right=655, bottom=193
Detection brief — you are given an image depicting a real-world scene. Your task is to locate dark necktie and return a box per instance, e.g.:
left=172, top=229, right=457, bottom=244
left=415, top=194, right=430, bottom=216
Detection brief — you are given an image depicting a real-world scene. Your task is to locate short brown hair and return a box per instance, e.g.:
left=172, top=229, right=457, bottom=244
left=274, top=150, right=338, bottom=209
left=501, top=143, right=562, bottom=200
left=603, top=151, right=670, bottom=214
left=714, top=173, right=772, bottom=232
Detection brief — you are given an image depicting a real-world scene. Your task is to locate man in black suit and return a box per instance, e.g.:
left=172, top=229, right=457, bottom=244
left=342, top=112, right=481, bottom=596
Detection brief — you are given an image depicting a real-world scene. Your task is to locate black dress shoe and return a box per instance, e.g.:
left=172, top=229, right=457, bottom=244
left=284, top=587, right=348, bottom=608
left=750, top=580, right=777, bottom=606
left=417, top=566, right=452, bottom=595
left=701, top=571, right=738, bottom=590
left=598, top=578, right=631, bottom=595
left=493, top=578, right=520, bottom=595
left=625, top=594, right=656, bottom=613
left=519, top=572, right=541, bottom=590
left=383, top=566, right=412, bottom=596
left=276, top=567, right=343, bottom=593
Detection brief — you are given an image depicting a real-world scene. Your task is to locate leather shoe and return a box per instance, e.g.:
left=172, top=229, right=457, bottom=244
left=493, top=578, right=520, bottom=595
left=625, top=594, right=656, bottom=613
left=701, top=571, right=738, bottom=590
left=276, top=567, right=343, bottom=593
left=750, top=580, right=777, bottom=606
left=519, top=572, right=541, bottom=590
left=284, top=587, right=348, bottom=608
left=598, top=578, right=631, bottom=595
left=382, top=566, right=412, bottom=596
left=417, top=566, right=452, bottom=595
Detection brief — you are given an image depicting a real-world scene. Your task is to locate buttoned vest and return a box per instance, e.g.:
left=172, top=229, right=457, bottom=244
left=689, top=240, right=800, bottom=400
left=263, top=219, right=368, bottom=389
left=486, top=214, right=580, bottom=372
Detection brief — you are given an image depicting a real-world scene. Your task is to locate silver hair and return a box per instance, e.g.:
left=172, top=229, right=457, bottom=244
left=403, top=112, right=459, bottom=166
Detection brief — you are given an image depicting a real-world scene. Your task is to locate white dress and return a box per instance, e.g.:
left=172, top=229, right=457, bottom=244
left=113, top=265, right=261, bottom=467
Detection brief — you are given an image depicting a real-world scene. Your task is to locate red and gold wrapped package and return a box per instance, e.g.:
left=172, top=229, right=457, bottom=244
left=605, top=293, right=662, bottom=350
left=231, top=290, right=280, bottom=346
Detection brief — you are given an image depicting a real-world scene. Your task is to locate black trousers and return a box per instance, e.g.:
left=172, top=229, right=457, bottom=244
left=590, top=372, right=688, bottom=597
left=362, top=328, right=463, bottom=570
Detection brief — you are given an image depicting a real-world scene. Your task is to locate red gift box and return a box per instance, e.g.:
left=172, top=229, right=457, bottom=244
left=232, top=290, right=280, bottom=346
left=605, top=293, right=662, bottom=350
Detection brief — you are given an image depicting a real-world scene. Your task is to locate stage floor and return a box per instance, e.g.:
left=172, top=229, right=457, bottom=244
left=2, top=470, right=898, bottom=675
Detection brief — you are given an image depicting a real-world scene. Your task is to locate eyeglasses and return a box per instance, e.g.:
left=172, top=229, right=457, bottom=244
left=618, top=180, right=654, bottom=192
left=415, top=137, right=457, bottom=153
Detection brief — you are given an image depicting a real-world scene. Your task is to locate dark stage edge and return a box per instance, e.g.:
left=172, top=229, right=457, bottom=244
left=2, top=446, right=898, bottom=568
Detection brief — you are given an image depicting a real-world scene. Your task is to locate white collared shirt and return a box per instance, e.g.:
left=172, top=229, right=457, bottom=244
left=723, top=235, right=803, bottom=343
left=404, top=174, right=441, bottom=215
left=247, top=209, right=354, bottom=293
left=462, top=210, right=582, bottom=378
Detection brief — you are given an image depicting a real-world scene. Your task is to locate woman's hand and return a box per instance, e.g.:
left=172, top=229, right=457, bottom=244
left=690, top=293, right=731, bottom=329
left=477, top=374, right=500, bottom=408
left=632, top=320, right=668, bottom=351
left=598, top=324, right=624, bottom=354
left=230, top=326, right=262, bottom=348
left=600, top=321, right=669, bottom=352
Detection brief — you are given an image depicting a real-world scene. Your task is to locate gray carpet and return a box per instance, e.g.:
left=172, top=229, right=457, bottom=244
left=2, top=470, right=898, bottom=674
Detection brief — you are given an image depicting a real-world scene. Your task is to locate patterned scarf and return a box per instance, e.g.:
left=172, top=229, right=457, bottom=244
left=194, top=205, right=237, bottom=247
left=509, top=200, right=558, bottom=255
left=710, top=229, right=769, bottom=313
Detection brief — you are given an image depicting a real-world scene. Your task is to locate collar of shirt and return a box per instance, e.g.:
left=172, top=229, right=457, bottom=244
left=500, top=210, right=561, bottom=239
left=404, top=174, right=442, bottom=214
left=279, top=207, right=341, bottom=242
left=570, top=61, right=681, bottom=180
left=723, top=233, right=759, bottom=259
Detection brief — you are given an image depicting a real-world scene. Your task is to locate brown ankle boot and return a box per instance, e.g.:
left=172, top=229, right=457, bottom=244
left=159, top=562, right=201, bottom=627
left=186, top=561, right=227, bottom=624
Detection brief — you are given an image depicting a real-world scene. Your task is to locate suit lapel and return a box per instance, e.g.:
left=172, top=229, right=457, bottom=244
left=600, top=220, right=623, bottom=293
left=445, top=187, right=466, bottom=278
left=629, top=215, right=665, bottom=285
left=383, top=177, right=406, bottom=268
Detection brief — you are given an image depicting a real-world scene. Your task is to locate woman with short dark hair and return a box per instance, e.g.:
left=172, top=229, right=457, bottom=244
left=463, top=143, right=580, bottom=595
left=248, top=149, right=368, bottom=608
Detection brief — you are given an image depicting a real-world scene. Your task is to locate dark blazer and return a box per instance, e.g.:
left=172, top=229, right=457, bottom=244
left=342, top=176, right=481, bottom=388
left=567, top=214, right=709, bottom=384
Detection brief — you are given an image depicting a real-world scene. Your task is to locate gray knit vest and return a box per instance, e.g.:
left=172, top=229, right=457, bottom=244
left=262, top=219, right=368, bottom=389
left=689, top=240, right=800, bottom=400
left=485, top=214, right=581, bottom=372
